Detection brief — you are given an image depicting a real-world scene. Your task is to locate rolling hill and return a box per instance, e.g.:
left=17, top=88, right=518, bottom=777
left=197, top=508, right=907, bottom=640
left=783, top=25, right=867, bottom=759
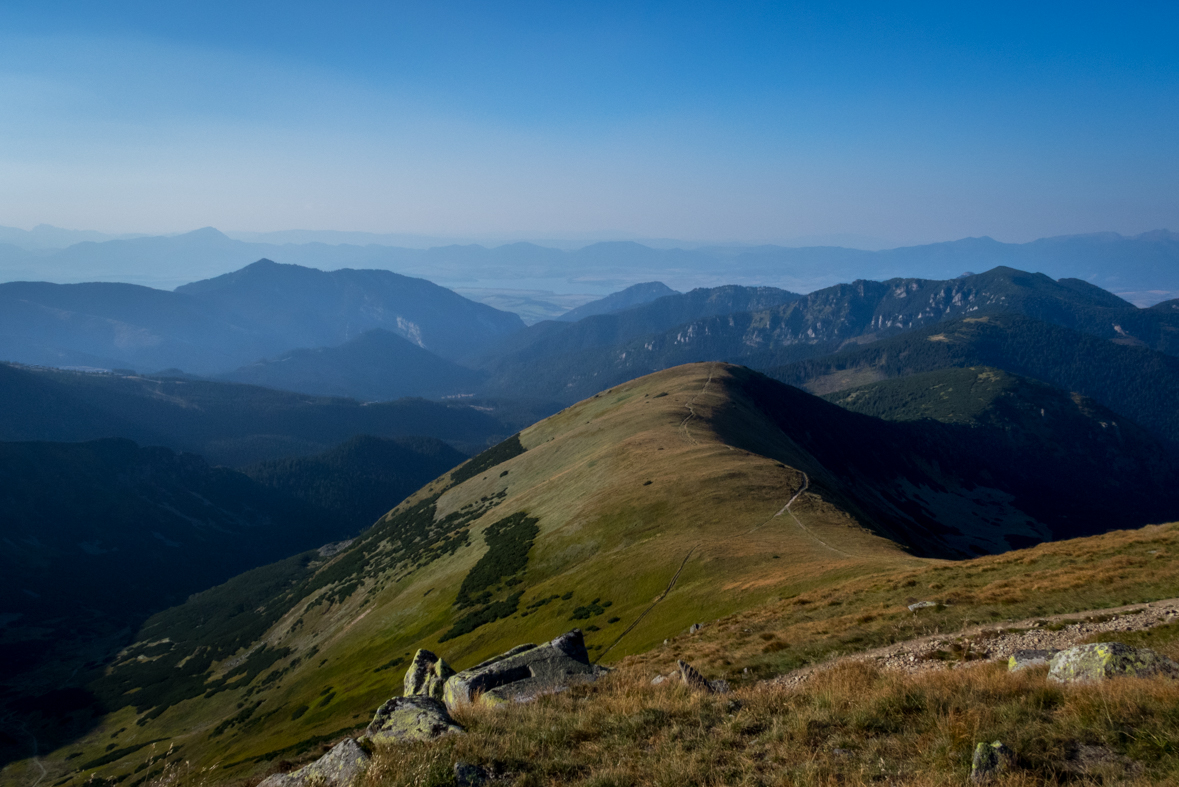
left=0, top=362, right=520, bottom=465
left=0, top=258, right=524, bottom=375
left=219, top=329, right=484, bottom=401
left=554, top=282, right=678, bottom=321
left=32, top=362, right=1179, bottom=786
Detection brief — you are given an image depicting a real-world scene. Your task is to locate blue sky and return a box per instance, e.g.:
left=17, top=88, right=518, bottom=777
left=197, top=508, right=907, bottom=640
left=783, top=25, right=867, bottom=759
left=0, top=1, right=1176, bottom=244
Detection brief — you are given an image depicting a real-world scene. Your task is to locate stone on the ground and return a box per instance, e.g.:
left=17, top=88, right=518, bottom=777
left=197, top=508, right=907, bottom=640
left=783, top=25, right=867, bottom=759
left=1008, top=649, right=1058, bottom=672
left=403, top=648, right=455, bottom=700
left=1048, top=642, right=1179, bottom=683
left=908, top=601, right=938, bottom=612
left=364, top=696, right=463, bottom=743
left=970, top=741, right=1012, bottom=784
left=454, top=761, right=489, bottom=787
left=442, top=629, right=595, bottom=710
left=258, top=738, right=371, bottom=787
left=677, top=659, right=722, bottom=693
left=689, top=623, right=703, bottom=634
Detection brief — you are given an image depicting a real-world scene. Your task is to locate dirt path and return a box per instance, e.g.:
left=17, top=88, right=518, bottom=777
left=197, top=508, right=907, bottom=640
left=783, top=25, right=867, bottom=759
left=769, top=596, right=1179, bottom=688
left=678, top=367, right=715, bottom=445
left=597, top=546, right=698, bottom=662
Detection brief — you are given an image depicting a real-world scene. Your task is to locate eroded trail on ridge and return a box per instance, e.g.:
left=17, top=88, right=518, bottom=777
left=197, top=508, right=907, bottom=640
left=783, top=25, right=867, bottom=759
left=766, top=596, right=1179, bottom=689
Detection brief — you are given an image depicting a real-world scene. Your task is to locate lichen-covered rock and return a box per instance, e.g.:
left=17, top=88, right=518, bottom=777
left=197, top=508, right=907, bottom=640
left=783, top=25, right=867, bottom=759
left=442, top=629, right=595, bottom=710
left=257, top=738, right=371, bottom=787
left=364, top=696, right=463, bottom=743
left=1048, top=642, right=1179, bottom=683
left=970, top=741, right=1012, bottom=784
left=1008, top=649, right=1058, bottom=672
left=403, top=648, right=455, bottom=700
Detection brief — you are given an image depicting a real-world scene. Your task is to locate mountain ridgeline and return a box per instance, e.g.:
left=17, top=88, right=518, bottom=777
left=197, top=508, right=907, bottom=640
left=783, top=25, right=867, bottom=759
left=0, top=259, right=523, bottom=375
left=34, top=363, right=1179, bottom=786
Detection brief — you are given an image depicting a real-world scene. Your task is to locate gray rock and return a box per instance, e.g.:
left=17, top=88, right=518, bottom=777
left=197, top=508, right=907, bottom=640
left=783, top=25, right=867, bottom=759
left=1008, top=649, right=1058, bottom=672
left=364, top=696, right=463, bottom=743
left=908, top=601, right=938, bottom=612
left=970, top=740, right=1012, bottom=784
left=689, top=623, right=703, bottom=634
left=258, top=738, right=371, bottom=787
left=1048, top=642, right=1179, bottom=683
left=442, top=629, right=595, bottom=710
left=454, top=761, right=489, bottom=787
left=677, top=660, right=715, bottom=693
left=403, top=648, right=455, bottom=700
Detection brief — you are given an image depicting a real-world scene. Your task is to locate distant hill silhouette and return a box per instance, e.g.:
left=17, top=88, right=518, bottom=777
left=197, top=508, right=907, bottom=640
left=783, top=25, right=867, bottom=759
left=219, top=328, right=484, bottom=400
left=0, top=258, right=523, bottom=375
left=555, top=281, right=678, bottom=321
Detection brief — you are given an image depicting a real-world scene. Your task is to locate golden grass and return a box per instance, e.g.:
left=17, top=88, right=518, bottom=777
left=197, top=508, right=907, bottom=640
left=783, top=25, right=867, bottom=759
left=357, top=659, right=1179, bottom=787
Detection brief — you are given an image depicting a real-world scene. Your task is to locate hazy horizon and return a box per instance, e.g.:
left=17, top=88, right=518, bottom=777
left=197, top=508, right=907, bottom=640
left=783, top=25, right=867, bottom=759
left=1, top=2, right=1175, bottom=245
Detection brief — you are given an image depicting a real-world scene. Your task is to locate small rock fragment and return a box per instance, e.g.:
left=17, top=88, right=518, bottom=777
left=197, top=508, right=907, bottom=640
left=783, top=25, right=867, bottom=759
left=454, top=762, right=488, bottom=787
left=677, top=660, right=718, bottom=693
left=908, top=601, right=938, bottom=612
left=689, top=623, right=703, bottom=634
left=970, top=740, right=1012, bottom=784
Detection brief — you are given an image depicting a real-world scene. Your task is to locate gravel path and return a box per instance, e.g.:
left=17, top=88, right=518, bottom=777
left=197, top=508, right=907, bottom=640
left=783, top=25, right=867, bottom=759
left=769, top=596, right=1179, bottom=687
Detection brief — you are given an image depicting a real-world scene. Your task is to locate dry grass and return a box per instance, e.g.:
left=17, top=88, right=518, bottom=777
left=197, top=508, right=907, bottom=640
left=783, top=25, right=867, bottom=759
left=359, top=660, right=1179, bottom=787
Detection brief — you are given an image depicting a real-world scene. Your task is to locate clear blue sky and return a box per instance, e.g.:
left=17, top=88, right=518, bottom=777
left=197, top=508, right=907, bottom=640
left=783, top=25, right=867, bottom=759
left=0, top=1, right=1175, bottom=244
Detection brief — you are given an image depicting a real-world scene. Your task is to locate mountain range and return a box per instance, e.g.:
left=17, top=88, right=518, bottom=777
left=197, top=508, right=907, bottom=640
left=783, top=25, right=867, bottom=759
left=0, top=259, right=523, bottom=375
left=2, top=226, right=1178, bottom=303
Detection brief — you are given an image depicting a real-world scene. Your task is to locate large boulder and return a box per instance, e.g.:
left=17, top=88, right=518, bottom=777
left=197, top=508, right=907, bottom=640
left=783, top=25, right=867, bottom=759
left=442, top=629, right=595, bottom=709
left=1048, top=642, right=1179, bottom=683
left=403, top=648, right=455, bottom=700
left=365, top=696, right=464, bottom=743
left=258, top=738, right=371, bottom=787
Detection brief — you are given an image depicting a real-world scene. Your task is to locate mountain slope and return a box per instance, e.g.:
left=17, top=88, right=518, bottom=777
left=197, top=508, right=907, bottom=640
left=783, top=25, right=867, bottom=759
left=242, top=435, right=467, bottom=531
left=0, top=363, right=517, bottom=465
left=476, top=284, right=802, bottom=399
left=555, top=282, right=678, bottom=321
left=218, top=329, right=484, bottom=400
left=40, top=362, right=1179, bottom=786
left=0, top=259, right=524, bottom=375
left=769, top=314, right=1179, bottom=451
left=0, top=438, right=353, bottom=767
left=177, top=259, right=524, bottom=362
left=474, top=266, right=1179, bottom=405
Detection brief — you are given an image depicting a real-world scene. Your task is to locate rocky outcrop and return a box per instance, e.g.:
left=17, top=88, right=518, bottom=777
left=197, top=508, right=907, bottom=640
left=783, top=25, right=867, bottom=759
left=404, top=648, right=455, bottom=700
left=365, top=696, right=464, bottom=743
left=1048, top=642, right=1179, bottom=683
left=258, top=696, right=462, bottom=786
left=258, top=738, right=371, bottom=787
left=442, top=629, right=595, bottom=709
left=970, top=741, right=1012, bottom=784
